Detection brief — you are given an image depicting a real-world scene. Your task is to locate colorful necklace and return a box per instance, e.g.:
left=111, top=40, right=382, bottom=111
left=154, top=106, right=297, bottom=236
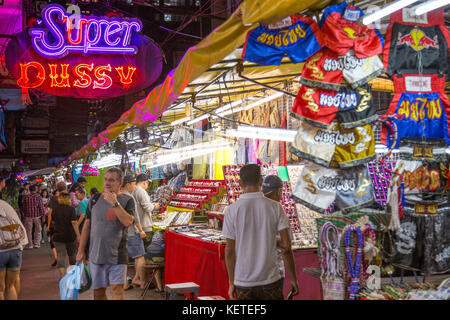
left=344, top=225, right=363, bottom=300
left=320, top=222, right=341, bottom=278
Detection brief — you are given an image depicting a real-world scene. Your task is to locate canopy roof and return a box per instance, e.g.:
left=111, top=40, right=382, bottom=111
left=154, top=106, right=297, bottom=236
left=63, top=0, right=448, bottom=165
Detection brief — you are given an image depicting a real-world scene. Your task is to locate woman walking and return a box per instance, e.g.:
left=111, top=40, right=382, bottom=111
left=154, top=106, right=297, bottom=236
left=47, top=184, right=80, bottom=278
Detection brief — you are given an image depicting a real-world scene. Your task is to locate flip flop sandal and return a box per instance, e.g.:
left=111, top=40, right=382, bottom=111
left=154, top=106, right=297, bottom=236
left=125, top=285, right=134, bottom=291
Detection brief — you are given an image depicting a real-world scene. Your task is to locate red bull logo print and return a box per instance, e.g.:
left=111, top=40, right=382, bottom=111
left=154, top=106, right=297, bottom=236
left=397, top=28, right=439, bottom=51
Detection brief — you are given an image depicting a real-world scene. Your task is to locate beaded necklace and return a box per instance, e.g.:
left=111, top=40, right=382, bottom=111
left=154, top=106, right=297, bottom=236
left=344, top=225, right=363, bottom=300
left=320, top=222, right=341, bottom=278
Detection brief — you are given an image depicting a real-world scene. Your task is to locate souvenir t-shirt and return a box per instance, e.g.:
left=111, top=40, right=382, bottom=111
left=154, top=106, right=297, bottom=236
left=86, top=193, right=136, bottom=265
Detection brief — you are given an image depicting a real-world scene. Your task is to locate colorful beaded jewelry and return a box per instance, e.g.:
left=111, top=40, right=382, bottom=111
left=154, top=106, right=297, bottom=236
left=344, top=225, right=363, bottom=300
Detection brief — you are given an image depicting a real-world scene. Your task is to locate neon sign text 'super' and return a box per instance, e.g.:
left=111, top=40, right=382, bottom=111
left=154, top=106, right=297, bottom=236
left=29, top=4, right=142, bottom=58
left=17, top=61, right=137, bottom=90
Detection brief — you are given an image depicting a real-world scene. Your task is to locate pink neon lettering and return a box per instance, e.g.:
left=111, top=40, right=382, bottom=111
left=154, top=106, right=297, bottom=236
left=30, top=4, right=142, bottom=58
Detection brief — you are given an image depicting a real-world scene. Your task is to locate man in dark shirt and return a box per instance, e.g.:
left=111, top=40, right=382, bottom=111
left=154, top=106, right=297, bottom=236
left=76, top=167, right=135, bottom=300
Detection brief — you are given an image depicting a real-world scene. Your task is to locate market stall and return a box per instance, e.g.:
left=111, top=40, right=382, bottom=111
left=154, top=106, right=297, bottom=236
left=57, top=0, right=450, bottom=301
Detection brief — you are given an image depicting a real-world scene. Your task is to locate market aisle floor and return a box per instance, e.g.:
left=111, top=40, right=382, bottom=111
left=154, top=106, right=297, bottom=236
left=19, top=241, right=165, bottom=300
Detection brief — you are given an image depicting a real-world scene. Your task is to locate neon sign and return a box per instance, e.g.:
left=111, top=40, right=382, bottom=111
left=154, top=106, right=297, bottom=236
left=5, top=4, right=163, bottom=99
left=30, top=4, right=142, bottom=58
left=17, top=61, right=137, bottom=90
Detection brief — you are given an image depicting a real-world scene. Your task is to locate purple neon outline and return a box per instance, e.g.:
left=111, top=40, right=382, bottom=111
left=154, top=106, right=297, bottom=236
left=29, top=4, right=142, bottom=59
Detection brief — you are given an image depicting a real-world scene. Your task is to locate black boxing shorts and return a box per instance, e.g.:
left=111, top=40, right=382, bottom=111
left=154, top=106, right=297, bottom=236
left=400, top=203, right=450, bottom=274
left=291, top=161, right=374, bottom=214
left=393, top=137, right=448, bottom=204
left=289, top=120, right=375, bottom=168
left=319, top=1, right=384, bottom=58
left=242, top=15, right=325, bottom=65
left=383, top=7, right=450, bottom=79
left=300, top=48, right=385, bottom=91
left=291, top=84, right=378, bottom=129
left=381, top=74, right=450, bottom=149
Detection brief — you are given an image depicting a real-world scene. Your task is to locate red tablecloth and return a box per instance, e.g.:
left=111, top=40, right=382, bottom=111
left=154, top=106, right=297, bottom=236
left=283, top=249, right=323, bottom=300
left=164, top=230, right=322, bottom=300
left=164, top=230, right=229, bottom=299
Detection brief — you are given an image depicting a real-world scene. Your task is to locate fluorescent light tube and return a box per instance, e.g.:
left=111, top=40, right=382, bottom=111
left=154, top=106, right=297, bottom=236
left=226, top=125, right=297, bottom=142
left=171, top=116, right=191, bottom=126
left=414, top=0, right=450, bottom=16
left=362, top=0, right=420, bottom=25
left=187, top=114, right=210, bottom=125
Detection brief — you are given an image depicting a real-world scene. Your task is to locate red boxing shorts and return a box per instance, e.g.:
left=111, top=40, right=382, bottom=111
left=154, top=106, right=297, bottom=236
left=319, top=1, right=384, bottom=58
left=291, top=161, right=374, bottom=214
left=383, top=7, right=450, bottom=79
left=242, top=15, right=325, bottom=66
left=290, top=120, right=375, bottom=168
left=381, top=74, right=450, bottom=149
left=300, top=48, right=385, bottom=91
left=291, top=84, right=378, bottom=129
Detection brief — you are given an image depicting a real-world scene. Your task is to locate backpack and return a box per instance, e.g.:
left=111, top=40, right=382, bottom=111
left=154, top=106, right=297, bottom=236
left=0, top=205, right=26, bottom=250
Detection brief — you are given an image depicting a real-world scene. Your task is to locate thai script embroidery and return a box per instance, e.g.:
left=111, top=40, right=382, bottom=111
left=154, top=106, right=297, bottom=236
left=316, top=176, right=356, bottom=191
left=398, top=165, right=441, bottom=191
left=323, top=55, right=364, bottom=72
left=256, top=24, right=306, bottom=47
left=397, top=97, right=442, bottom=121
left=314, top=130, right=356, bottom=146
left=319, top=92, right=357, bottom=110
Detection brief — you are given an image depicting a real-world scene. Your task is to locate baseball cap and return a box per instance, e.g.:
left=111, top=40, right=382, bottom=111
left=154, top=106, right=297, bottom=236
left=136, top=173, right=150, bottom=183
left=262, top=175, right=283, bottom=195
left=123, top=173, right=137, bottom=185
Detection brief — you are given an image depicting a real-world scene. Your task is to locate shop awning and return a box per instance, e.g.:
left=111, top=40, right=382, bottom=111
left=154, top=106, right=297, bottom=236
left=63, top=0, right=408, bottom=165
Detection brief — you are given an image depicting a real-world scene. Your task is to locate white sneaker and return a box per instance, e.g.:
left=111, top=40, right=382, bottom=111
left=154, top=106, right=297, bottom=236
left=41, top=239, right=45, bottom=244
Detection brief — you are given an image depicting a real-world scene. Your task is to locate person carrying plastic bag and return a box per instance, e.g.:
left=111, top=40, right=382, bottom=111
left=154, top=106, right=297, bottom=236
left=59, top=263, right=91, bottom=300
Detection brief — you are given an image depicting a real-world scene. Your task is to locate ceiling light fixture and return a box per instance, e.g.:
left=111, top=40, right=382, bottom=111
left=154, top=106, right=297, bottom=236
left=362, top=0, right=420, bottom=25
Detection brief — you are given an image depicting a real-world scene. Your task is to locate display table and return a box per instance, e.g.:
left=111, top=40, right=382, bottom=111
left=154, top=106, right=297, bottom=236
left=164, top=230, right=229, bottom=299
left=283, top=249, right=323, bottom=300
left=165, top=230, right=323, bottom=300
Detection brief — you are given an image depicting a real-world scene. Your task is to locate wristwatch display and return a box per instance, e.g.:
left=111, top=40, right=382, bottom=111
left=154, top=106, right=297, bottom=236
left=113, top=202, right=120, bottom=208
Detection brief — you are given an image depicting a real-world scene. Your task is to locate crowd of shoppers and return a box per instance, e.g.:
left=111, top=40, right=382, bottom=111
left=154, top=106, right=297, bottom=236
left=1, top=163, right=300, bottom=301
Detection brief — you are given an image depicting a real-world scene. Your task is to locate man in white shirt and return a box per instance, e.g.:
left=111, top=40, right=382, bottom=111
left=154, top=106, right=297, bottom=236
left=132, top=174, right=160, bottom=248
left=0, top=174, right=29, bottom=300
left=223, top=164, right=299, bottom=300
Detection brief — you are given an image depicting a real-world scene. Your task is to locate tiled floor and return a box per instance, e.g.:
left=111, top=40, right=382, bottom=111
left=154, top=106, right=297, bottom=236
left=18, top=242, right=166, bottom=300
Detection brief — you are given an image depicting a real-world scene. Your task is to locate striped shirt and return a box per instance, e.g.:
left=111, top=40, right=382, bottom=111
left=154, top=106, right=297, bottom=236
left=22, top=193, right=45, bottom=218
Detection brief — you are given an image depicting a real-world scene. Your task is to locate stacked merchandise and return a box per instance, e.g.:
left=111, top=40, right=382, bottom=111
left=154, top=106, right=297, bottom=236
left=290, top=1, right=382, bottom=217
left=381, top=7, right=450, bottom=278
left=153, top=210, right=193, bottom=229
left=170, top=225, right=227, bottom=245
left=166, top=179, right=226, bottom=223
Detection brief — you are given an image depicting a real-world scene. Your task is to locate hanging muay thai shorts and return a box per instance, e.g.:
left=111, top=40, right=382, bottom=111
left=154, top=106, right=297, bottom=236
left=381, top=74, right=450, bottom=149
left=422, top=209, right=450, bottom=274
left=300, top=48, right=385, bottom=91
left=392, top=214, right=424, bottom=271
left=289, top=120, right=375, bottom=168
left=382, top=7, right=450, bottom=80
left=291, top=83, right=378, bottom=129
left=393, top=137, right=448, bottom=205
left=319, top=1, right=384, bottom=59
left=242, top=15, right=325, bottom=66
left=291, top=161, right=374, bottom=214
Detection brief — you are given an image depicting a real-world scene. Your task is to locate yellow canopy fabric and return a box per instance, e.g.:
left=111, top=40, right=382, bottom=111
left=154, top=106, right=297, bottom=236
left=63, top=0, right=324, bottom=165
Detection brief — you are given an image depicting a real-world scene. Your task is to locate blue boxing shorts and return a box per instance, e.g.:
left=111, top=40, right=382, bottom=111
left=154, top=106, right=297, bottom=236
left=242, top=15, right=324, bottom=65
left=381, top=74, right=450, bottom=149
